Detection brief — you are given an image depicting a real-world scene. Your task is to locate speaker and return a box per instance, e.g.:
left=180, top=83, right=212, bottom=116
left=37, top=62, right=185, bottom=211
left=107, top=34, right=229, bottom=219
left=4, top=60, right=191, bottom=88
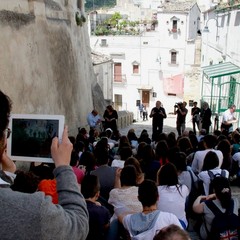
left=136, top=100, right=140, bottom=106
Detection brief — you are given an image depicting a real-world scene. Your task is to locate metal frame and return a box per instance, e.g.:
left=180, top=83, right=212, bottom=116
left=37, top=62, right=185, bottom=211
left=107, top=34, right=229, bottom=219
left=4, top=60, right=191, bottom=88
left=201, top=62, right=240, bottom=129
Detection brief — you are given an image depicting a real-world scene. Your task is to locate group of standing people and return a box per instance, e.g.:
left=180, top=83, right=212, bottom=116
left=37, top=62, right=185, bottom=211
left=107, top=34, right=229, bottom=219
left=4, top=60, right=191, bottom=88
left=191, top=101, right=212, bottom=135
left=148, top=100, right=238, bottom=140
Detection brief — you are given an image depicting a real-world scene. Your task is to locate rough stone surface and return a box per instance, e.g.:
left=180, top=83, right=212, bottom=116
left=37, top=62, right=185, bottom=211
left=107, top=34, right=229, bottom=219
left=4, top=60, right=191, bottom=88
left=0, top=0, right=106, bottom=135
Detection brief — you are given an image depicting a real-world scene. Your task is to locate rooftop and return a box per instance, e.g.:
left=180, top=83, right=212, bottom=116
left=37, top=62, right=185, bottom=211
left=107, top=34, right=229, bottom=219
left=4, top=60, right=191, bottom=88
left=161, top=0, right=196, bottom=12
left=91, top=51, right=112, bottom=65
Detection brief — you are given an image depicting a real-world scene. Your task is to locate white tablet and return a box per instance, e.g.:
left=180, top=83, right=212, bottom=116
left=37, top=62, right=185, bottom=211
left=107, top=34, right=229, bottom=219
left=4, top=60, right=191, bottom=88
left=7, top=114, right=65, bottom=163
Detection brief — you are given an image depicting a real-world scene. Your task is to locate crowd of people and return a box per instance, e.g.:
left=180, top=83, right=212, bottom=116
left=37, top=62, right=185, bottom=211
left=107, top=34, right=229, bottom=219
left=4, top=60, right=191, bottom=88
left=1, top=90, right=240, bottom=240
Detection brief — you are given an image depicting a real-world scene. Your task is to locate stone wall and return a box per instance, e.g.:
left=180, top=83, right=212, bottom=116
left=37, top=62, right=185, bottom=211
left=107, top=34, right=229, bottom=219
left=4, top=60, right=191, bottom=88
left=0, top=0, right=106, bottom=135
left=117, top=111, right=134, bottom=129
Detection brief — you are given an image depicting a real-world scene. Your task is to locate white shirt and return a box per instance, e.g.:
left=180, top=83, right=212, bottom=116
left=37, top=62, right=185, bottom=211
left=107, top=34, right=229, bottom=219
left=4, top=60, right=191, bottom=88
left=198, top=168, right=229, bottom=195
left=233, top=152, right=240, bottom=167
left=87, top=112, right=101, bottom=128
left=191, top=149, right=223, bottom=174
left=108, top=186, right=142, bottom=221
left=222, top=109, right=235, bottom=123
left=157, top=185, right=189, bottom=227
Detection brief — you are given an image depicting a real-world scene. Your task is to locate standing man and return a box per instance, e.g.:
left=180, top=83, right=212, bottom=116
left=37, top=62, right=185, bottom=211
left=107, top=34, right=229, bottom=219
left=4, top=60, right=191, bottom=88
left=191, top=101, right=201, bottom=135
left=149, top=101, right=167, bottom=141
left=174, top=102, right=188, bottom=137
left=221, top=104, right=238, bottom=134
left=200, top=102, right=212, bottom=134
left=139, top=103, right=144, bottom=119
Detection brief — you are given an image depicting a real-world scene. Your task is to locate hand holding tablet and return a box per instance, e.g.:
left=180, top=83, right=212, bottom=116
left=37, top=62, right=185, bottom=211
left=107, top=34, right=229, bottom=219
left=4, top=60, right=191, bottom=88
left=7, top=114, right=65, bottom=163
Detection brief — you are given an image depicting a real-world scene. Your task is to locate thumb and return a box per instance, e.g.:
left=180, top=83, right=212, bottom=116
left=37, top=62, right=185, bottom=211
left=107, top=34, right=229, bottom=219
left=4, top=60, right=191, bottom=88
left=51, top=137, right=59, bottom=152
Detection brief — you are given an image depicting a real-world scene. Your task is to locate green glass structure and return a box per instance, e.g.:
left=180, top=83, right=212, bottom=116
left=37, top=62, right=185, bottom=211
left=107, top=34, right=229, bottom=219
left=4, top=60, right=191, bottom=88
left=201, top=62, right=240, bottom=131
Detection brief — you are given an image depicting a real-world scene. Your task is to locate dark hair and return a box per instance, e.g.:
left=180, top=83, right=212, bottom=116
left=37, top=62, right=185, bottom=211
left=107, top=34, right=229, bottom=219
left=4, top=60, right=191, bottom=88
left=11, top=170, right=39, bottom=193
left=177, top=137, right=193, bottom=155
left=135, top=142, right=147, bottom=160
left=153, top=224, right=190, bottom=240
left=154, top=133, right=168, bottom=143
left=203, top=135, right=217, bottom=149
left=95, top=148, right=109, bottom=165
left=141, top=144, right=156, bottom=164
left=81, top=175, right=100, bottom=199
left=217, top=139, right=231, bottom=170
left=171, top=152, right=187, bottom=172
left=70, top=150, right=79, bottom=167
left=212, top=176, right=232, bottom=209
left=188, top=133, right=198, bottom=151
left=155, top=140, right=169, bottom=165
left=119, top=146, right=132, bottom=160
left=127, top=130, right=138, bottom=142
left=157, top=163, right=179, bottom=186
left=201, top=151, right=219, bottom=171
left=120, top=165, right=137, bottom=186
left=167, top=132, right=177, bottom=148
left=124, top=157, right=142, bottom=176
left=138, top=180, right=159, bottom=207
left=0, top=90, right=12, bottom=139
left=74, top=141, right=85, bottom=153
left=79, top=151, right=96, bottom=173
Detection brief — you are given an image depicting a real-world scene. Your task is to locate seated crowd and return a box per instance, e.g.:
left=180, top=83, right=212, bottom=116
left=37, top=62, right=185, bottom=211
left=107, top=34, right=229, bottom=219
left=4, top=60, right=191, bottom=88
left=1, top=90, right=240, bottom=239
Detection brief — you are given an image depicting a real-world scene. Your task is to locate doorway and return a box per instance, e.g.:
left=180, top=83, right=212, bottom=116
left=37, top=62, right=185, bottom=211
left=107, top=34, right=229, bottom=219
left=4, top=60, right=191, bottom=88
left=142, top=91, right=150, bottom=107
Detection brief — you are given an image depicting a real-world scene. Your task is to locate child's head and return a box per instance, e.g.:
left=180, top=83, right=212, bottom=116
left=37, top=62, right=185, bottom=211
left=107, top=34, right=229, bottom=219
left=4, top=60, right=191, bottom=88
left=81, top=175, right=100, bottom=199
left=153, top=224, right=190, bottom=240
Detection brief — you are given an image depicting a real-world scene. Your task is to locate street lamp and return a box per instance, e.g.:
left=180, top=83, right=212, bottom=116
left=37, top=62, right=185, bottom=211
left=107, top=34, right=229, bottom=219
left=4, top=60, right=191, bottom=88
left=203, top=18, right=219, bottom=41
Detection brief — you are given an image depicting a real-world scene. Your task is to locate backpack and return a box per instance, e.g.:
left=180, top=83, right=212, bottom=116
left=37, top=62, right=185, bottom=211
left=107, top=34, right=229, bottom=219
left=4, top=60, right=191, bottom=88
left=208, top=170, right=227, bottom=194
left=205, top=199, right=240, bottom=240
left=185, top=169, right=200, bottom=218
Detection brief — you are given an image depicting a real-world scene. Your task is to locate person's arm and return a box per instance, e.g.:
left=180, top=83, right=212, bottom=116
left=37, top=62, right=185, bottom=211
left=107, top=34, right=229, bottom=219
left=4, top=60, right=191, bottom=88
left=193, top=195, right=206, bottom=213
left=174, top=107, right=178, bottom=115
left=41, top=126, right=89, bottom=240
left=162, top=108, right=167, bottom=118
left=114, top=168, right=122, bottom=188
left=193, top=194, right=216, bottom=214
left=149, top=108, right=155, bottom=118
left=87, top=113, right=95, bottom=128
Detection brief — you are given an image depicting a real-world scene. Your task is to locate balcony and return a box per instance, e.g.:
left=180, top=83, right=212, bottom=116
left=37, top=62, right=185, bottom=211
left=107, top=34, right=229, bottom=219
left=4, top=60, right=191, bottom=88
left=168, top=28, right=180, bottom=34
left=114, top=74, right=127, bottom=85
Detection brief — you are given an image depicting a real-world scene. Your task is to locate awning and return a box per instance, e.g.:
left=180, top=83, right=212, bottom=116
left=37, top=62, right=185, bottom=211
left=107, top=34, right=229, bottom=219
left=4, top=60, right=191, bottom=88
left=137, top=85, right=153, bottom=91
left=202, top=62, right=240, bottom=79
left=163, top=74, right=184, bottom=95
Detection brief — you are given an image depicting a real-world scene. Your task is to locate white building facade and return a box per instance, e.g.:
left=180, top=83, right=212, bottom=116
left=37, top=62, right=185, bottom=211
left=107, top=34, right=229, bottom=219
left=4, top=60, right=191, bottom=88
left=201, top=4, right=240, bottom=128
left=90, top=1, right=202, bottom=120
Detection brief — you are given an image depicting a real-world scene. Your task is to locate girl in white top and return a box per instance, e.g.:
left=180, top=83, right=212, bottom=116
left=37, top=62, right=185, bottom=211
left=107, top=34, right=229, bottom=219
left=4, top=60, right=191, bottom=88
left=198, top=151, right=229, bottom=195
left=157, top=163, right=189, bottom=229
left=108, top=166, right=142, bottom=221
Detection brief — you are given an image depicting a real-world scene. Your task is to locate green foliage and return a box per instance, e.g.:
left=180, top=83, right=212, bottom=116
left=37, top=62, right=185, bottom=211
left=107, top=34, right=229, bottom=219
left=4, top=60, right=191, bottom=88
left=85, top=0, right=116, bottom=12
left=75, top=12, right=82, bottom=26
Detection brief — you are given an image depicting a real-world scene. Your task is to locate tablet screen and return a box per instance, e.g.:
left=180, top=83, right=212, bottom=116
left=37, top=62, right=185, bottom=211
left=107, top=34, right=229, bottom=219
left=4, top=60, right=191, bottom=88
left=8, top=114, right=64, bottom=163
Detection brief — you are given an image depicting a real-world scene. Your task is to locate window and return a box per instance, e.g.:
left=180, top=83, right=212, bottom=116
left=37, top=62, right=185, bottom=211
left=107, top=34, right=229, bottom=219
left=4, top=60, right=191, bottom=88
left=171, top=52, right=177, bottom=64
left=114, top=94, right=122, bottom=111
left=100, top=39, right=108, bottom=47
left=172, top=20, right=177, bottom=32
left=114, top=63, right=122, bottom=82
left=133, top=65, right=139, bottom=74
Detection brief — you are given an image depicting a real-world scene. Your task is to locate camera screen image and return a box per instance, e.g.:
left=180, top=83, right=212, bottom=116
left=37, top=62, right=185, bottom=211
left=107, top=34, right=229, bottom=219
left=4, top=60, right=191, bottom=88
left=11, top=118, right=59, bottom=158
